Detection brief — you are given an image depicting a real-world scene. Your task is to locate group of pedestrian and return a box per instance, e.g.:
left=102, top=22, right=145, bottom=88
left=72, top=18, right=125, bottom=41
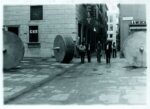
left=77, top=41, right=117, bottom=64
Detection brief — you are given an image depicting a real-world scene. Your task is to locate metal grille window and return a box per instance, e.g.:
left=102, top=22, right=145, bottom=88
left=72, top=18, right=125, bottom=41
left=30, top=6, right=43, bottom=20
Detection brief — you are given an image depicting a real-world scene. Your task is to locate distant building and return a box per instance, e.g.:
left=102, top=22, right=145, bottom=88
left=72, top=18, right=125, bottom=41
left=118, top=4, right=146, bottom=55
left=3, top=4, right=108, bottom=57
left=107, top=11, right=119, bottom=46
left=76, top=4, right=108, bottom=52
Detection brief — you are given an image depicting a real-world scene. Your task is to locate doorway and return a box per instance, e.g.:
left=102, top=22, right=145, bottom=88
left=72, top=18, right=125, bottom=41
left=7, top=27, right=19, bottom=36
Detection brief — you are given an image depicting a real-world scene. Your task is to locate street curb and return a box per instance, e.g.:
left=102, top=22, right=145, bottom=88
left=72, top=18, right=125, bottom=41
left=4, top=63, right=79, bottom=104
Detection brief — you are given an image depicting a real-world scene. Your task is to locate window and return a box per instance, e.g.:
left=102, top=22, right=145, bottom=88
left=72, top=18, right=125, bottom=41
left=30, top=6, right=43, bottom=20
left=105, top=12, right=108, bottom=21
left=83, top=25, right=86, bottom=38
left=29, top=26, right=38, bottom=42
left=110, top=34, right=113, bottom=38
left=78, top=23, right=82, bottom=43
left=110, top=16, right=113, bottom=22
left=110, top=25, right=113, bottom=31
left=100, top=4, right=103, bottom=13
left=78, top=23, right=81, bottom=38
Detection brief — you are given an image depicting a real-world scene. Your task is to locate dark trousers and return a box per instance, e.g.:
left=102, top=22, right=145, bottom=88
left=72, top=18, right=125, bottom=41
left=87, top=51, right=91, bottom=62
left=80, top=53, right=85, bottom=63
left=97, top=52, right=101, bottom=63
left=112, top=49, right=117, bottom=58
left=106, top=52, right=111, bottom=63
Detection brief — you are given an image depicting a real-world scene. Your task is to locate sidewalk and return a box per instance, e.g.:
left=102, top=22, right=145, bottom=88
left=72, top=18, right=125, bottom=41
left=3, top=57, right=80, bottom=103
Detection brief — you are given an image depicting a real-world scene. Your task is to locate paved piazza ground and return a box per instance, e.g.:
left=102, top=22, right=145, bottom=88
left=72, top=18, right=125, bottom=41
left=4, top=56, right=147, bottom=105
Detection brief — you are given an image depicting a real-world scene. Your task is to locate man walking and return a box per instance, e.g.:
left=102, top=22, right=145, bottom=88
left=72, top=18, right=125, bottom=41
left=105, top=41, right=112, bottom=64
left=78, top=42, right=86, bottom=63
left=112, top=42, right=117, bottom=58
left=87, top=43, right=91, bottom=62
left=96, top=41, right=102, bottom=63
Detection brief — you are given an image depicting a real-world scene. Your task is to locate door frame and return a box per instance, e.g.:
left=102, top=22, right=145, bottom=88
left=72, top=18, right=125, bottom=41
left=5, top=25, right=20, bottom=36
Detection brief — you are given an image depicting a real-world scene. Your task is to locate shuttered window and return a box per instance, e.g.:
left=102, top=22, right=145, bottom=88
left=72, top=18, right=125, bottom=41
left=30, top=6, right=43, bottom=20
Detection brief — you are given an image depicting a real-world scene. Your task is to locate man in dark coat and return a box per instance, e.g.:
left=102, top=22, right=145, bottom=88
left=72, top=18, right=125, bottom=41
left=96, top=41, right=102, bottom=63
left=112, top=42, right=117, bottom=58
left=78, top=42, right=86, bottom=63
left=87, top=44, right=91, bottom=62
left=105, top=41, right=112, bottom=64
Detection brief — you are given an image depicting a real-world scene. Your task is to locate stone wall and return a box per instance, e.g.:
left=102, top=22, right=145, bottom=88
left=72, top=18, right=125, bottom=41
left=4, top=5, right=77, bottom=57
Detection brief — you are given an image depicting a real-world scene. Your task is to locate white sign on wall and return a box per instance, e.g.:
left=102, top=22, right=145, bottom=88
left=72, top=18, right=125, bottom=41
left=122, top=17, right=133, bottom=21
left=30, top=30, right=38, bottom=34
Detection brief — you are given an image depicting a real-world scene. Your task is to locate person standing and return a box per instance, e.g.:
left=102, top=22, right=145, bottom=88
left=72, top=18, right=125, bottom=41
left=75, top=36, right=80, bottom=58
left=87, top=44, right=91, bottom=62
left=96, top=41, right=102, bottom=63
left=112, top=42, right=117, bottom=58
left=105, top=41, right=112, bottom=64
left=78, top=42, right=86, bottom=63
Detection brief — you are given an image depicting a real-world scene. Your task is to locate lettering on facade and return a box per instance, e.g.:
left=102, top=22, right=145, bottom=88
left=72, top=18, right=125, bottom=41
left=29, top=30, right=38, bottom=34
left=130, top=20, right=146, bottom=25
left=129, top=20, right=146, bottom=30
left=29, top=26, right=38, bottom=42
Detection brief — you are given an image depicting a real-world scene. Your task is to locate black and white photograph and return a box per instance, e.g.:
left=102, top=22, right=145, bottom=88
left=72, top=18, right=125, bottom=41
left=1, top=0, right=150, bottom=108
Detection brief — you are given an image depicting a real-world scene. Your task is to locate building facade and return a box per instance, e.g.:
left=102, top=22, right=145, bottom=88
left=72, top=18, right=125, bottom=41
left=107, top=12, right=118, bottom=46
left=76, top=4, right=108, bottom=52
left=3, top=4, right=108, bottom=57
left=118, top=4, right=146, bottom=55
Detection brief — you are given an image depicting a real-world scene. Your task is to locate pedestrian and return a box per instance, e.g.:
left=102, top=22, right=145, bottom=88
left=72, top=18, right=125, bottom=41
left=87, top=43, right=91, bottom=62
left=78, top=42, right=86, bottom=63
left=112, top=42, right=117, bottom=58
left=75, top=36, right=81, bottom=58
left=105, top=41, right=112, bottom=64
left=96, top=41, right=102, bottom=63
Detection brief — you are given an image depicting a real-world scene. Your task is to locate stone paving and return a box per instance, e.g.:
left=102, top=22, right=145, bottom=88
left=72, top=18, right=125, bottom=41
left=6, top=57, right=147, bottom=105
left=4, top=57, right=77, bottom=103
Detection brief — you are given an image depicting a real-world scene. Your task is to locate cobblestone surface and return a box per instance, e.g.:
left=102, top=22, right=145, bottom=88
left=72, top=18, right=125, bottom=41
left=6, top=57, right=147, bottom=105
left=4, top=57, right=76, bottom=103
